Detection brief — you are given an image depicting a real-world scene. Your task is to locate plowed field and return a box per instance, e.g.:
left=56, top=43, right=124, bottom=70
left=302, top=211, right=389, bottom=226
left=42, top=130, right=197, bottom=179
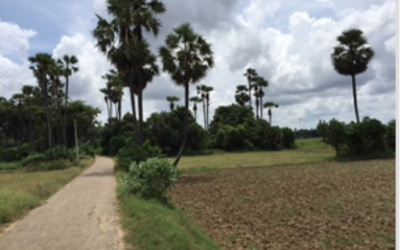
left=170, top=160, right=395, bottom=250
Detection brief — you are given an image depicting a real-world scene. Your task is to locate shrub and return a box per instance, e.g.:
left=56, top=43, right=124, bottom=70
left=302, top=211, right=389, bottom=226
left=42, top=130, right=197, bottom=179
left=281, top=127, right=296, bottom=148
left=317, top=119, right=347, bottom=156
left=109, top=136, right=125, bottom=156
left=21, top=154, right=47, bottom=167
left=117, top=139, right=162, bottom=172
left=120, top=158, right=178, bottom=200
left=386, top=120, right=395, bottom=151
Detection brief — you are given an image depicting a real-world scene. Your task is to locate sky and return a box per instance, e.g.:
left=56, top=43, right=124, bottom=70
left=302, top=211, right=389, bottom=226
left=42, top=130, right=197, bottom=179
left=0, top=0, right=397, bottom=130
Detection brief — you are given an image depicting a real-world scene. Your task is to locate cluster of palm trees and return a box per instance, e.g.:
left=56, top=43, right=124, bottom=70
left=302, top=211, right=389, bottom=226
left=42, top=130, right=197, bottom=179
left=93, top=0, right=213, bottom=166
left=28, top=53, right=79, bottom=154
left=235, top=68, right=279, bottom=125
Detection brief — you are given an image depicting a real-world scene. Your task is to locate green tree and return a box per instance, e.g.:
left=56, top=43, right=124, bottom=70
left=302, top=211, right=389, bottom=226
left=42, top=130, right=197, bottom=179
left=92, top=0, right=165, bottom=145
left=255, top=76, right=268, bottom=119
left=29, top=53, right=57, bottom=152
left=263, top=102, right=279, bottom=125
left=166, top=96, right=180, bottom=111
left=159, top=23, right=214, bottom=166
left=189, top=96, right=202, bottom=121
left=235, top=85, right=249, bottom=106
left=331, top=29, right=375, bottom=123
left=244, top=68, right=258, bottom=110
left=57, top=55, right=78, bottom=152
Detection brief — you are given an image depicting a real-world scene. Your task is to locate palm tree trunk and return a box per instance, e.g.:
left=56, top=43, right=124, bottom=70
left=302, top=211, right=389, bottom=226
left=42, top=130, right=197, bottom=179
left=255, top=99, right=259, bottom=119
left=269, top=109, right=272, bottom=125
left=129, top=85, right=138, bottom=144
left=63, top=76, right=69, bottom=155
left=138, top=87, right=144, bottom=145
left=206, top=99, right=209, bottom=130
left=260, top=94, right=263, bottom=119
left=174, top=82, right=189, bottom=167
left=351, top=74, right=360, bottom=123
left=202, top=97, right=206, bottom=129
left=42, top=76, right=53, bottom=153
left=248, top=81, right=252, bottom=109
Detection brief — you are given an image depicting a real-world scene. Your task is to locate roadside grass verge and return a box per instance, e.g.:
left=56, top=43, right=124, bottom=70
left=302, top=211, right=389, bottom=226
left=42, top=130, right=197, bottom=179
left=117, top=173, right=221, bottom=250
left=0, top=157, right=94, bottom=231
left=0, top=162, right=22, bottom=172
left=178, top=138, right=334, bottom=170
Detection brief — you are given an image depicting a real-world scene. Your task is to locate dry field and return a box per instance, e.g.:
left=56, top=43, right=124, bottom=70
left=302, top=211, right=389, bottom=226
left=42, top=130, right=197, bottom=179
left=170, top=159, right=395, bottom=250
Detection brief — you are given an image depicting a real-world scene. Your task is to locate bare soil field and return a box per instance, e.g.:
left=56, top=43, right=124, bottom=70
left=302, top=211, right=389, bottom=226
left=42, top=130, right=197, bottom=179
left=170, top=159, right=395, bottom=250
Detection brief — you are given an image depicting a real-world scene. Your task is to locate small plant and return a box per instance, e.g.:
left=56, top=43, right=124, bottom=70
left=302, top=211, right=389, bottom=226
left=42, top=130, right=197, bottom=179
left=121, top=158, right=178, bottom=200
left=21, top=154, right=47, bottom=167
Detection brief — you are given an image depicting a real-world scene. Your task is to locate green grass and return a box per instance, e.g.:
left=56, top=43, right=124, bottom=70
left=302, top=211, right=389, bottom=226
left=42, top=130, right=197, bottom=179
left=178, top=138, right=334, bottom=170
left=0, top=162, right=22, bottom=172
left=117, top=174, right=221, bottom=250
left=0, top=158, right=94, bottom=230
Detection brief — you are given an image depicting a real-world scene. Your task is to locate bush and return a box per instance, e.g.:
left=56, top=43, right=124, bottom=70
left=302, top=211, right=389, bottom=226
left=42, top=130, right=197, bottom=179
left=117, top=138, right=162, bottom=172
left=281, top=127, right=296, bottom=149
left=120, top=158, right=178, bottom=200
left=109, top=136, right=125, bottom=156
left=318, top=118, right=393, bottom=158
left=21, top=154, right=47, bottom=167
left=386, top=120, right=395, bottom=151
left=0, top=144, right=30, bottom=162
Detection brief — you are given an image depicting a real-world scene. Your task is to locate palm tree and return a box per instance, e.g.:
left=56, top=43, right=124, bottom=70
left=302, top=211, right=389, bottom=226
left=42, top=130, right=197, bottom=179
left=331, top=29, right=374, bottom=123
left=196, top=85, right=207, bottom=129
left=264, top=102, right=279, bottom=125
left=48, top=63, right=64, bottom=146
left=244, top=68, right=258, bottom=110
left=100, top=86, right=112, bottom=119
left=255, top=76, right=268, bottom=119
left=235, top=85, right=249, bottom=106
left=189, top=96, right=202, bottom=120
left=57, top=55, right=78, bottom=151
left=29, top=53, right=56, bottom=152
left=92, top=0, right=165, bottom=145
left=204, top=86, right=213, bottom=130
left=159, top=23, right=214, bottom=166
left=166, top=96, right=180, bottom=111
left=253, top=86, right=260, bottom=119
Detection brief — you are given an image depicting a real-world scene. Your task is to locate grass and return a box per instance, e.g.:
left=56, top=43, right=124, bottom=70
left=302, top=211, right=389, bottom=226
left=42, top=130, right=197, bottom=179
left=117, top=173, right=221, bottom=250
left=0, top=157, right=95, bottom=231
left=0, top=162, right=22, bottom=172
left=178, top=138, right=334, bottom=170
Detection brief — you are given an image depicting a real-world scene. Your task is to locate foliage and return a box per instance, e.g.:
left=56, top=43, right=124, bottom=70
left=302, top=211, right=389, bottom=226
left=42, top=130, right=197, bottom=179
left=318, top=118, right=393, bottom=158
left=145, top=107, right=208, bottom=155
left=116, top=138, right=162, bottom=172
left=120, top=158, right=178, bottom=200
left=109, top=136, right=125, bottom=156
left=0, top=144, right=30, bottom=162
left=281, top=127, right=296, bottom=148
left=117, top=181, right=221, bottom=250
left=21, top=154, right=47, bottom=167
left=386, top=120, right=396, bottom=151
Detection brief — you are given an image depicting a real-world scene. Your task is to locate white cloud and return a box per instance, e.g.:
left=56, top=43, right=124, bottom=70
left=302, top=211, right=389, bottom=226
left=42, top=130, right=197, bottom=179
left=0, top=20, right=36, bottom=59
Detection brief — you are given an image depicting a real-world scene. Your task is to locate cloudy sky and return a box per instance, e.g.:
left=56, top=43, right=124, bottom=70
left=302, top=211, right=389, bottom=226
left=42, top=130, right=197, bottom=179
left=0, top=0, right=396, bottom=129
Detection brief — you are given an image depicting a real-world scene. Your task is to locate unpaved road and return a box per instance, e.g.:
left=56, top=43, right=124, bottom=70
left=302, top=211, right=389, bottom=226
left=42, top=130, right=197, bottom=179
left=0, top=156, right=124, bottom=250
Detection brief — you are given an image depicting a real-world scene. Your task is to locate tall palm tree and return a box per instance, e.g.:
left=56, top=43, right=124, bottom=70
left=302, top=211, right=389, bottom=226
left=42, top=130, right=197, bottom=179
left=100, top=86, right=112, bottom=119
left=331, top=29, right=374, bottom=123
left=264, top=102, right=279, bottom=125
left=166, top=96, right=180, bottom=111
left=235, top=85, right=250, bottom=106
left=57, top=55, right=78, bottom=151
left=253, top=87, right=260, bottom=119
left=255, top=76, right=268, bottom=119
left=196, top=85, right=207, bottom=129
left=48, top=63, right=64, bottom=146
left=189, top=96, right=202, bottom=120
left=29, top=53, right=56, bottom=152
left=92, top=0, right=165, bottom=145
left=244, top=68, right=258, bottom=110
left=159, top=23, right=214, bottom=166
left=204, top=86, right=213, bottom=130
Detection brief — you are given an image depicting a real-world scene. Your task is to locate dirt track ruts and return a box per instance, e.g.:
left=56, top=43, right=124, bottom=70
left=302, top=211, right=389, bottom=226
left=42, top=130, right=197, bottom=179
left=0, top=156, right=124, bottom=250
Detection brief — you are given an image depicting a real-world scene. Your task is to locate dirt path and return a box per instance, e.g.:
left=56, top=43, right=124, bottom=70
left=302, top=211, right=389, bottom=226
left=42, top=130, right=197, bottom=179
left=0, top=156, right=124, bottom=250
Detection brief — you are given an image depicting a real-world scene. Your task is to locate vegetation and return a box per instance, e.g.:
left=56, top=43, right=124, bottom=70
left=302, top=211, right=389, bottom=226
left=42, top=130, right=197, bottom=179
left=159, top=23, right=214, bottom=166
left=120, top=158, right=178, bottom=200
left=331, top=29, right=375, bottom=123
left=317, top=117, right=394, bottom=158
left=0, top=158, right=94, bottom=229
left=117, top=183, right=221, bottom=250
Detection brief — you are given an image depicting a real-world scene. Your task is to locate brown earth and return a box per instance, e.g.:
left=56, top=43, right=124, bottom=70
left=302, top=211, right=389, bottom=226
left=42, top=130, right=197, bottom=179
left=0, top=156, right=124, bottom=250
left=170, top=159, right=395, bottom=250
